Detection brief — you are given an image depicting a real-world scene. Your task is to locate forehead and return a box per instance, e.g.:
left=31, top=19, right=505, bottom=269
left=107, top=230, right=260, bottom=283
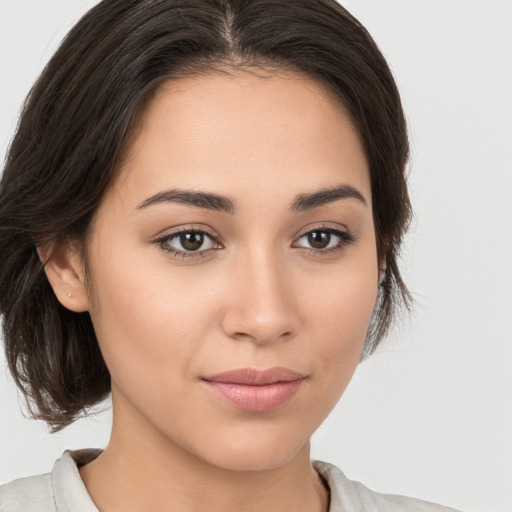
left=114, top=69, right=371, bottom=208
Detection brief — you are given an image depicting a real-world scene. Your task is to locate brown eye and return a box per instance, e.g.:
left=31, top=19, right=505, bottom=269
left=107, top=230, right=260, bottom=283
left=294, top=227, right=356, bottom=254
left=307, top=231, right=331, bottom=249
left=180, top=232, right=204, bottom=251
left=156, top=229, right=219, bottom=257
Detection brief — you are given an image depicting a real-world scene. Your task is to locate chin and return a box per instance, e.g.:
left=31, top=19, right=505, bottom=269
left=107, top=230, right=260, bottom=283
left=187, top=424, right=310, bottom=473
left=207, top=447, right=304, bottom=473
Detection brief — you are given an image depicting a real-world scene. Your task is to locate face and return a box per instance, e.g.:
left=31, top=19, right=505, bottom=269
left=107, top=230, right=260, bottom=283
left=83, top=69, right=379, bottom=471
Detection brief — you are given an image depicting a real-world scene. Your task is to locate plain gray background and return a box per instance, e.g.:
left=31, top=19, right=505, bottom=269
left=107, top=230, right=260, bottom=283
left=1, top=1, right=511, bottom=511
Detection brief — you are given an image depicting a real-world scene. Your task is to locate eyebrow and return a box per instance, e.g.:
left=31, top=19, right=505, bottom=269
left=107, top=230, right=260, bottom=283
left=291, top=184, right=366, bottom=211
left=137, top=189, right=236, bottom=214
left=137, top=184, right=367, bottom=213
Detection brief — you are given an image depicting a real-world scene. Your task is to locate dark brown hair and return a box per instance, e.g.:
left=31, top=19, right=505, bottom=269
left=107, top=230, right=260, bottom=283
left=0, top=0, right=411, bottom=431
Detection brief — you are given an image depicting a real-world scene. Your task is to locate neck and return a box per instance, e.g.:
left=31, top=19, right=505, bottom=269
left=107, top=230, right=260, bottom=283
left=79, top=394, right=329, bottom=512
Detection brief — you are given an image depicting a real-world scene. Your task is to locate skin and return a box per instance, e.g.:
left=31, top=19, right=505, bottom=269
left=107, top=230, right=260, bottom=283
left=44, top=68, right=380, bottom=512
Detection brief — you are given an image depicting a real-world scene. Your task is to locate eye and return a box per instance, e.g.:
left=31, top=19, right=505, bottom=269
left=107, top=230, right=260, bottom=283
left=155, top=229, right=221, bottom=258
left=293, top=226, right=356, bottom=254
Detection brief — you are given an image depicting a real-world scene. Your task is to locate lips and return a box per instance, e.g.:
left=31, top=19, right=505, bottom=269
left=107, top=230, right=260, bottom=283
left=202, top=367, right=306, bottom=412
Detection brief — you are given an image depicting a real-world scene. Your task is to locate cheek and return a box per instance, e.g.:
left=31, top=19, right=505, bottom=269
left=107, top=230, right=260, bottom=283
left=302, top=249, right=379, bottom=393
left=86, top=244, right=225, bottom=390
left=306, top=247, right=378, bottom=342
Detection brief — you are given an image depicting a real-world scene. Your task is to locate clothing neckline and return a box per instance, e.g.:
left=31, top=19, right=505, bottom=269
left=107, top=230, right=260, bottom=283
left=52, top=448, right=346, bottom=512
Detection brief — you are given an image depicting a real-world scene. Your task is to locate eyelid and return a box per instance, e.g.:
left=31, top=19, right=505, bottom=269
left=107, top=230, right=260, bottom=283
left=153, top=225, right=224, bottom=258
left=293, top=222, right=350, bottom=240
left=153, top=223, right=220, bottom=241
left=291, top=223, right=357, bottom=254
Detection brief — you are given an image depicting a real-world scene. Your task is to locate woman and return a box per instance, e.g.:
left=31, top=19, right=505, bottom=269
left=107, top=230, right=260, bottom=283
left=0, top=1, right=462, bottom=511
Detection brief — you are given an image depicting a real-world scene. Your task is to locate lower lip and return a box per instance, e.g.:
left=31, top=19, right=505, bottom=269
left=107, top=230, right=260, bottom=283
left=203, top=379, right=304, bottom=412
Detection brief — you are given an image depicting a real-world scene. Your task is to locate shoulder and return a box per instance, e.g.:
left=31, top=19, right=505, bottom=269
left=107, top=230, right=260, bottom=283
left=0, top=472, right=55, bottom=512
left=347, top=479, right=462, bottom=512
left=313, top=461, right=463, bottom=512
left=0, top=448, right=101, bottom=512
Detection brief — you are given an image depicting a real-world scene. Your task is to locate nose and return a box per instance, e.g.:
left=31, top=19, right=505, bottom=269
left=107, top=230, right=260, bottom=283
left=220, top=247, right=300, bottom=345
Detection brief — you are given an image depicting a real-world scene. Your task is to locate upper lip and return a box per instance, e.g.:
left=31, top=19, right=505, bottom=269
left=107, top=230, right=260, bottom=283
left=202, top=367, right=306, bottom=386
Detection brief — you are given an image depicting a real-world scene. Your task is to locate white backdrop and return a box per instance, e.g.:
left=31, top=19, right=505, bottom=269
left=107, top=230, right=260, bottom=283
left=1, top=1, right=511, bottom=511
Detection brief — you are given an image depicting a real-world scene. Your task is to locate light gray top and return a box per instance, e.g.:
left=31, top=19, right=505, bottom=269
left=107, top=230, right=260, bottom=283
left=0, top=449, right=462, bottom=511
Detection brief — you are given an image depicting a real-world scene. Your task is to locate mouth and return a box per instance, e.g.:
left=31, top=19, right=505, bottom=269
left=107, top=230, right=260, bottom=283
left=201, top=367, right=306, bottom=412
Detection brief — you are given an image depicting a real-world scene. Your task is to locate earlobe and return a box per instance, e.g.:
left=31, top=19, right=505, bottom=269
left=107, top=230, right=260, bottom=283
left=37, top=241, right=90, bottom=313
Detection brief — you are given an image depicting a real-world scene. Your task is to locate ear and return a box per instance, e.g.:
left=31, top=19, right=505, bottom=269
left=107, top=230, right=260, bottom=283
left=37, top=241, right=90, bottom=313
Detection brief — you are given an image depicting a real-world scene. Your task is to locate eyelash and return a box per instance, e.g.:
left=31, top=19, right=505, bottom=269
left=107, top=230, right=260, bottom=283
left=154, top=225, right=356, bottom=259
